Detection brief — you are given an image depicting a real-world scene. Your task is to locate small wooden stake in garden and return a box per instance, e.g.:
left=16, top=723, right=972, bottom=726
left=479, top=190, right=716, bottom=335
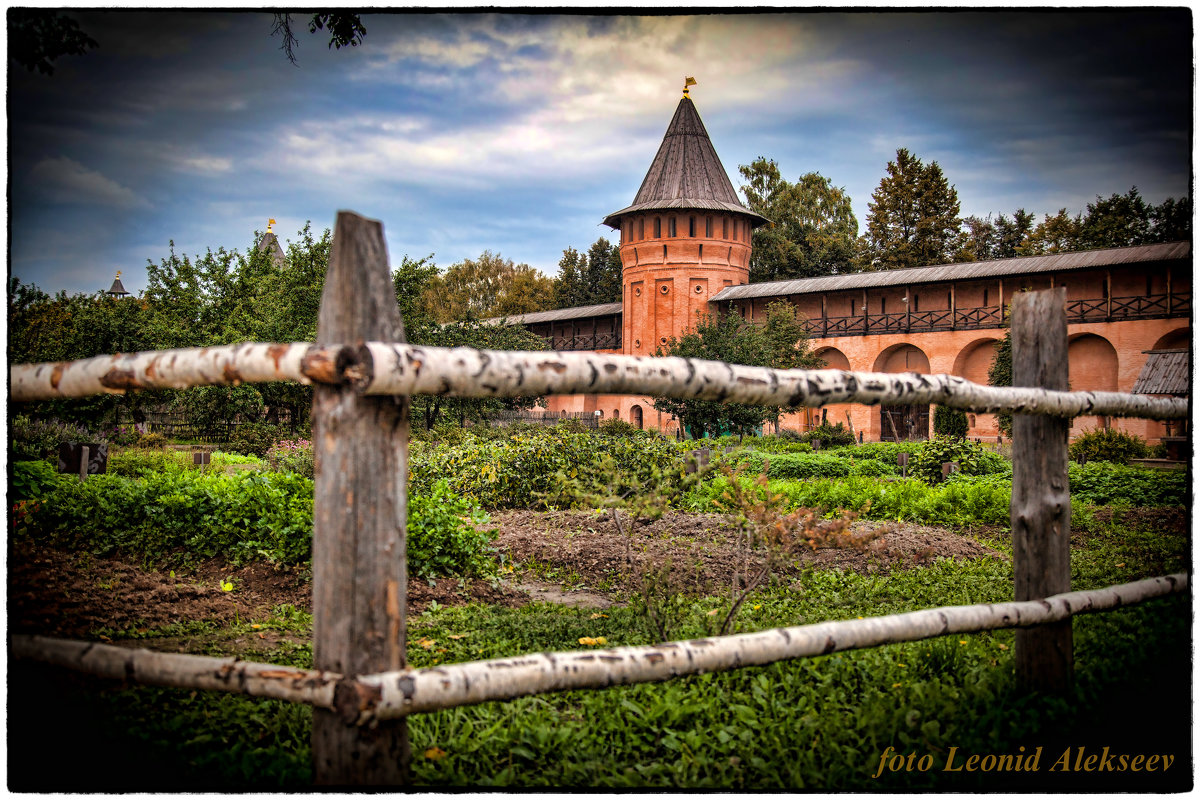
left=311, top=211, right=411, bottom=784
left=1010, top=288, right=1073, bottom=693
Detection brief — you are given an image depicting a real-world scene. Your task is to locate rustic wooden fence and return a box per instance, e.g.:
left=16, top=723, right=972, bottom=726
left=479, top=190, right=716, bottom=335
left=9, top=211, right=1190, bottom=786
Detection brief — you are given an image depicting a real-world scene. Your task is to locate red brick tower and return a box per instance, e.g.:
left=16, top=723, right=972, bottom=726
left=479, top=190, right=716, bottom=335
left=603, top=88, right=768, bottom=357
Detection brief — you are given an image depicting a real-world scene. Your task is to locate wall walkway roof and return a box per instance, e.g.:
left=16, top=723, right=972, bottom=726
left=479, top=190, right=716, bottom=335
left=710, top=241, right=1191, bottom=303
left=482, top=302, right=623, bottom=326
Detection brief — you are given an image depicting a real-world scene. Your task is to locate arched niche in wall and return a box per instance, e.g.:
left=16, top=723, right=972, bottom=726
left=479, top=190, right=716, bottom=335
left=872, top=343, right=932, bottom=374
left=814, top=346, right=851, bottom=371
left=630, top=404, right=644, bottom=430
left=1067, top=332, right=1120, bottom=434
left=872, top=343, right=931, bottom=441
left=1152, top=327, right=1191, bottom=351
left=950, top=338, right=1000, bottom=384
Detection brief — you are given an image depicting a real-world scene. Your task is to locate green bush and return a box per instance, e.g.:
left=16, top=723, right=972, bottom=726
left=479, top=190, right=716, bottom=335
left=800, top=422, right=857, bottom=449
left=107, top=449, right=191, bottom=477
left=836, top=441, right=922, bottom=464
left=133, top=432, right=169, bottom=449
left=410, top=429, right=684, bottom=510
left=266, top=439, right=314, bottom=479
left=597, top=417, right=641, bottom=438
left=684, top=473, right=1012, bottom=526
left=10, top=415, right=107, bottom=463
left=227, top=422, right=286, bottom=458
left=408, top=479, right=498, bottom=579
left=744, top=436, right=814, bottom=455
left=1069, top=428, right=1151, bottom=465
left=16, top=466, right=500, bottom=576
left=11, top=460, right=67, bottom=502
left=1068, top=462, right=1187, bottom=506
left=909, top=436, right=1009, bottom=484
left=848, top=459, right=895, bottom=477
left=933, top=405, right=968, bottom=438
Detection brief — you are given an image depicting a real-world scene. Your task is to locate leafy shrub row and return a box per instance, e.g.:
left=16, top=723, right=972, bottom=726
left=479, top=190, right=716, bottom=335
left=409, top=430, right=684, bottom=509
left=1066, top=462, right=1188, bottom=506
left=10, top=415, right=108, bottom=463
left=725, top=451, right=897, bottom=480
left=12, top=461, right=497, bottom=577
left=685, top=474, right=1012, bottom=527
left=1068, top=428, right=1151, bottom=465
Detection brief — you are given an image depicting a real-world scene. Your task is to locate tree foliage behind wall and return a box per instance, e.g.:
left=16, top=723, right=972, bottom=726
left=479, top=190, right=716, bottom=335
left=652, top=300, right=824, bottom=439
left=552, top=237, right=622, bottom=309
left=738, top=157, right=859, bottom=281
left=9, top=225, right=550, bottom=433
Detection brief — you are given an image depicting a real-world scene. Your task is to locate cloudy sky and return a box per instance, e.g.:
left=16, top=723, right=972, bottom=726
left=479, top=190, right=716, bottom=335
left=9, top=9, right=1193, bottom=296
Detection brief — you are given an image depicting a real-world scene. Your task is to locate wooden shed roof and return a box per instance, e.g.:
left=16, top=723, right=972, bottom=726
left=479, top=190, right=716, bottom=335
left=710, top=241, right=1191, bottom=303
left=603, top=97, right=767, bottom=229
left=1132, top=349, right=1191, bottom=396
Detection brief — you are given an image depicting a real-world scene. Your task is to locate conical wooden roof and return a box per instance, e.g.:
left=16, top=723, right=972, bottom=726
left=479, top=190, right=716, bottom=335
left=603, top=96, right=767, bottom=229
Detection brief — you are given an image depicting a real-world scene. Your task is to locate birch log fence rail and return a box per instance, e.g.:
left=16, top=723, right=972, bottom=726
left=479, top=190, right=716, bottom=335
left=9, top=211, right=1191, bottom=786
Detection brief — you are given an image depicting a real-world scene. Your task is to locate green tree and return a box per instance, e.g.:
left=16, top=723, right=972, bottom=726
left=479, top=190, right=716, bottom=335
left=582, top=238, right=623, bottom=305
left=8, top=10, right=98, bottom=75
left=552, top=247, right=586, bottom=309
left=652, top=301, right=823, bottom=439
left=1019, top=209, right=1082, bottom=255
left=409, top=320, right=549, bottom=430
left=958, top=215, right=997, bottom=262
left=426, top=251, right=554, bottom=323
left=987, top=322, right=1014, bottom=438
left=864, top=148, right=962, bottom=270
left=738, top=158, right=858, bottom=281
left=1077, top=188, right=1154, bottom=249
left=553, top=239, right=622, bottom=309
left=993, top=209, right=1035, bottom=258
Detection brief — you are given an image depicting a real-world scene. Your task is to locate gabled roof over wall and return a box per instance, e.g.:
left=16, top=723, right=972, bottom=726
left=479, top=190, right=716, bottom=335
left=1132, top=349, right=1191, bottom=395
left=710, top=241, right=1191, bottom=303
left=602, top=97, right=767, bottom=229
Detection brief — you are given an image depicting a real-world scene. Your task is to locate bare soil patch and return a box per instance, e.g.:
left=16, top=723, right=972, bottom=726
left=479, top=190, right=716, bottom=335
left=9, top=511, right=999, bottom=638
left=8, top=542, right=528, bottom=640
left=493, top=510, right=1002, bottom=597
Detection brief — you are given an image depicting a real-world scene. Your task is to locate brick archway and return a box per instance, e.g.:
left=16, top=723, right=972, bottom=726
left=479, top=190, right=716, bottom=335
left=873, top=343, right=931, bottom=441
left=951, top=338, right=1001, bottom=438
left=1152, top=327, right=1191, bottom=351
left=1067, top=333, right=1120, bottom=436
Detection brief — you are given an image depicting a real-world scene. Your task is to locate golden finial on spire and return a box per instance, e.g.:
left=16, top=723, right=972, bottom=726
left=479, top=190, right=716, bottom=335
left=115, top=270, right=121, bottom=279
left=267, top=218, right=276, bottom=233
left=682, top=76, right=697, bottom=97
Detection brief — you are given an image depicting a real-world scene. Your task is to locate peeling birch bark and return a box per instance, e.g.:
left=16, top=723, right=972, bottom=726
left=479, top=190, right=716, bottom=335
left=10, top=635, right=339, bottom=708
left=10, top=574, right=1186, bottom=722
left=9, top=342, right=342, bottom=400
left=10, top=343, right=1189, bottom=421
left=357, top=573, right=1185, bottom=722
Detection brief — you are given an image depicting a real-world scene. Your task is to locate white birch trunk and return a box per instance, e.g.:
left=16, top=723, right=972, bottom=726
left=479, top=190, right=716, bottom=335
left=14, top=575, right=1182, bottom=722
left=10, top=635, right=339, bottom=708
left=10, top=343, right=1189, bottom=421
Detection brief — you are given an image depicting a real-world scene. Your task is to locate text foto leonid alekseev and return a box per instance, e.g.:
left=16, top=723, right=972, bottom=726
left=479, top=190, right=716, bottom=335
left=872, top=746, right=1175, bottom=779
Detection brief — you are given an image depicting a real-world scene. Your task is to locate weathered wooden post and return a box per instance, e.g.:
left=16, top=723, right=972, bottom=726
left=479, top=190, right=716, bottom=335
left=311, top=211, right=411, bottom=784
left=1010, top=288, right=1072, bottom=693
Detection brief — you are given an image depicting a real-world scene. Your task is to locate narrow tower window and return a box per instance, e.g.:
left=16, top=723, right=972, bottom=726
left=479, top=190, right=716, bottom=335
left=654, top=217, right=661, bottom=238
left=984, top=288, right=989, bottom=307
left=699, top=244, right=703, bottom=260
left=638, top=218, right=645, bottom=241
left=722, top=218, right=728, bottom=239
left=669, top=217, right=677, bottom=237
left=706, top=216, right=713, bottom=237
left=689, top=216, right=696, bottom=237
left=663, top=244, right=667, bottom=260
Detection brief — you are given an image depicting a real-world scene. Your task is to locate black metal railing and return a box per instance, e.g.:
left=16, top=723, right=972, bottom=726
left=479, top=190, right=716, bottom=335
left=802, top=291, right=1188, bottom=338
left=546, top=331, right=622, bottom=352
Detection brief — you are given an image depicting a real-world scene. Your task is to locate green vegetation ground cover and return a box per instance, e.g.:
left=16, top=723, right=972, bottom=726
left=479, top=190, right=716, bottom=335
left=10, top=504, right=1188, bottom=791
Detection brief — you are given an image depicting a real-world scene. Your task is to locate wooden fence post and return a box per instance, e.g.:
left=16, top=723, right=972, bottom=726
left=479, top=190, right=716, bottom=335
left=311, top=211, right=411, bottom=784
left=1010, top=288, right=1072, bottom=693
